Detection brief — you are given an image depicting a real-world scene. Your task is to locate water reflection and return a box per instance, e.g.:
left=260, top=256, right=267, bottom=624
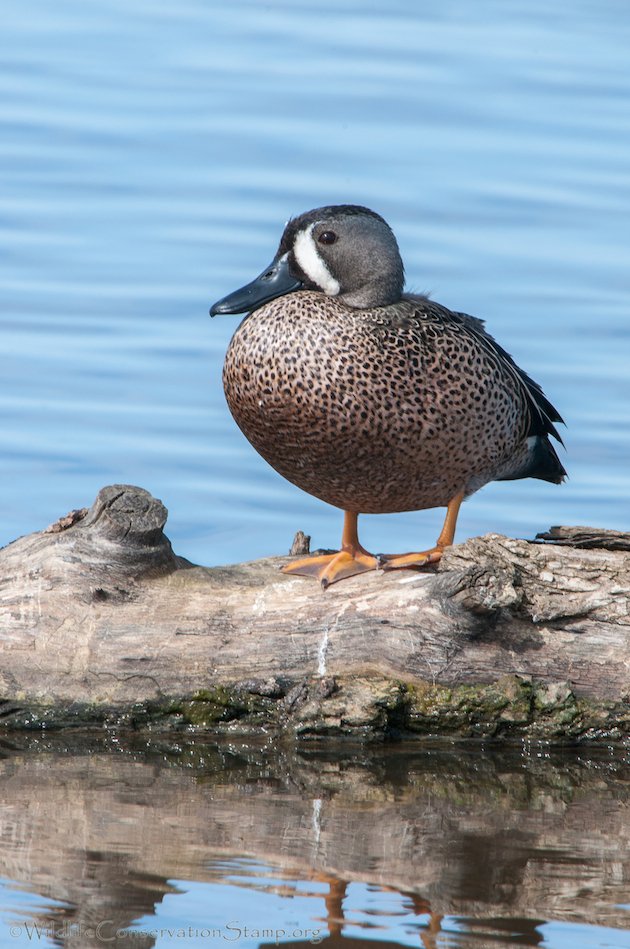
left=0, top=738, right=628, bottom=947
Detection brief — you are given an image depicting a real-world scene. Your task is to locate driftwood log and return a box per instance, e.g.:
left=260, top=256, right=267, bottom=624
left=0, top=484, right=628, bottom=739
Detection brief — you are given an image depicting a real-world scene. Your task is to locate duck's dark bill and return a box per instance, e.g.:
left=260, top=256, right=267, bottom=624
left=210, top=253, right=303, bottom=316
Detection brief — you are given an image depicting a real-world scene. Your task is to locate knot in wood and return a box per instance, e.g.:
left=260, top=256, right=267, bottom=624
left=436, top=564, right=521, bottom=616
left=83, top=485, right=168, bottom=547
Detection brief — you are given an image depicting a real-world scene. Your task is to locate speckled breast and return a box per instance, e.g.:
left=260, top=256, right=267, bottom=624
left=222, top=290, right=528, bottom=514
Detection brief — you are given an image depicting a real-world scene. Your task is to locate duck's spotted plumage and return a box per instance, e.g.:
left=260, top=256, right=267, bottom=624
left=211, top=205, right=565, bottom=588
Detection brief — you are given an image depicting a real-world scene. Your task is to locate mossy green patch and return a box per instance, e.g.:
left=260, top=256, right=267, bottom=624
left=0, top=675, right=628, bottom=740
left=405, top=676, right=534, bottom=737
left=165, top=686, right=275, bottom=727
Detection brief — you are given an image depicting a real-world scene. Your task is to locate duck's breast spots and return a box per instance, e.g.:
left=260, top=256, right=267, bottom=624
left=221, top=292, right=531, bottom=512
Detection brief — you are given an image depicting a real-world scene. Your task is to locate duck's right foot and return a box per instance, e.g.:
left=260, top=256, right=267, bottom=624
left=281, top=549, right=377, bottom=590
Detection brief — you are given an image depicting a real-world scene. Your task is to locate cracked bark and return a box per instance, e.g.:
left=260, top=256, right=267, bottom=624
left=0, top=484, right=628, bottom=738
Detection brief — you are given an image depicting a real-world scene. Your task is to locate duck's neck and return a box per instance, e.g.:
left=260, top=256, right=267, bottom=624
left=339, top=271, right=404, bottom=309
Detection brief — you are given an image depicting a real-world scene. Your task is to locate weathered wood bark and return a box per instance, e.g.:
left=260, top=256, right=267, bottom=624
left=0, top=484, right=628, bottom=739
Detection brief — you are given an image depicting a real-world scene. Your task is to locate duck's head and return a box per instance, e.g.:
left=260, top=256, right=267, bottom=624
left=210, top=204, right=405, bottom=316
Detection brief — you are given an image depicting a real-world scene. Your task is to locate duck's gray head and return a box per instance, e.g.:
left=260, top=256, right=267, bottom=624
left=210, top=205, right=405, bottom=315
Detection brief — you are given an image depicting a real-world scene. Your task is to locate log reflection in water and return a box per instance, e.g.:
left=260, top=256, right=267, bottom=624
left=0, top=738, right=628, bottom=947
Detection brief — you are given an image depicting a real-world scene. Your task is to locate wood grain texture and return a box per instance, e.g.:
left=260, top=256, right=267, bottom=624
left=0, top=485, right=628, bottom=738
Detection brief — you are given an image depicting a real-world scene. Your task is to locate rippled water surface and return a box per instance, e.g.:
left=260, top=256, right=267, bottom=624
left=0, top=739, right=629, bottom=949
left=2, top=0, right=629, bottom=564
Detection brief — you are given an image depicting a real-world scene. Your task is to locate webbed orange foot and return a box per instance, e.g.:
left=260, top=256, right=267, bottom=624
left=378, top=488, right=466, bottom=573
left=377, top=547, right=444, bottom=570
left=281, top=510, right=377, bottom=589
left=282, top=548, right=377, bottom=589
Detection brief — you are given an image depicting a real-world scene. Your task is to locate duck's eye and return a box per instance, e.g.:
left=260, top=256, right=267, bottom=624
left=318, top=230, right=337, bottom=245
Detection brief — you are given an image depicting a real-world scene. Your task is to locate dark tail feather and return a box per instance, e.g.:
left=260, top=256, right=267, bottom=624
left=497, top=435, right=567, bottom=485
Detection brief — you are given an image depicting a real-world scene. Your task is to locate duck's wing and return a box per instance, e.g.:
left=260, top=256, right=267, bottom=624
left=441, top=306, right=565, bottom=445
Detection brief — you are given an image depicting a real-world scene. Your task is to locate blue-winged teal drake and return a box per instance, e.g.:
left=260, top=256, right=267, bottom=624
left=211, top=205, right=565, bottom=588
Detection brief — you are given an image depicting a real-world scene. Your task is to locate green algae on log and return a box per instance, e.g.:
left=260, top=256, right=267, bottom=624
left=0, top=484, right=628, bottom=740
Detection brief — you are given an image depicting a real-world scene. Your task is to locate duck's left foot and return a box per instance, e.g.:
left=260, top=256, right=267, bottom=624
left=379, top=489, right=466, bottom=572
left=282, top=549, right=378, bottom=590
left=376, top=546, right=445, bottom=570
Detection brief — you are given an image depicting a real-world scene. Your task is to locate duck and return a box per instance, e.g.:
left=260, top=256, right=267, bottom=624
left=210, top=204, right=565, bottom=589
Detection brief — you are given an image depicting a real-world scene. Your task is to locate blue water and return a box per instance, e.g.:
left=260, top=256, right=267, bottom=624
left=2, top=0, right=629, bottom=566
left=3, top=876, right=630, bottom=949
left=2, top=5, right=630, bottom=942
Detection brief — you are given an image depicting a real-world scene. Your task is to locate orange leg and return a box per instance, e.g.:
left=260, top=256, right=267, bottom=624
left=421, top=912, right=444, bottom=949
left=378, top=489, right=465, bottom=570
left=282, top=510, right=377, bottom=590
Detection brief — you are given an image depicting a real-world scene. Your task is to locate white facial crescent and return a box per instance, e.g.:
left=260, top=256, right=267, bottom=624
left=293, top=223, right=340, bottom=296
